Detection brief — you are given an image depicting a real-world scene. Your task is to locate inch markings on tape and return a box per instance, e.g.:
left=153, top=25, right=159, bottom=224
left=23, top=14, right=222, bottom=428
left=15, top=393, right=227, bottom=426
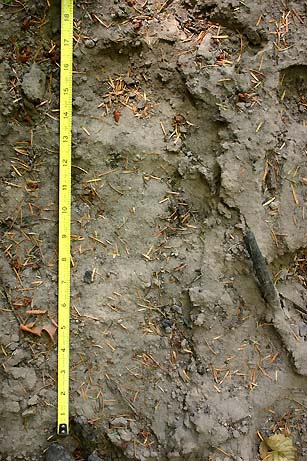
left=57, top=0, right=73, bottom=436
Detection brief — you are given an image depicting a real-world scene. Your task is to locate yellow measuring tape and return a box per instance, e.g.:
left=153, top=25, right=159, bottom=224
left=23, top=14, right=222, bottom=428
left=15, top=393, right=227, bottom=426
left=57, top=0, right=73, bottom=436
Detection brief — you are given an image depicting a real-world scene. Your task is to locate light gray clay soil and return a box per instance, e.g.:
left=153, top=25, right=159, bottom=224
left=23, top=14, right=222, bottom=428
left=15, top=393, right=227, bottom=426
left=0, top=1, right=307, bottom=460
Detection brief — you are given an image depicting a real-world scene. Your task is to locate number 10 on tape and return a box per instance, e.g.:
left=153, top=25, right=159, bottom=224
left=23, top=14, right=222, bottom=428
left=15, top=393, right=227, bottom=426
left=58, top=0, right=73, bottom=436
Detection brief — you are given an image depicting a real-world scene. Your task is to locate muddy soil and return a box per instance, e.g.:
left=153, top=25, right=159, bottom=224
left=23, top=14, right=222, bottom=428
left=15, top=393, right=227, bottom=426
left=0, top=1, right=307, bottom=460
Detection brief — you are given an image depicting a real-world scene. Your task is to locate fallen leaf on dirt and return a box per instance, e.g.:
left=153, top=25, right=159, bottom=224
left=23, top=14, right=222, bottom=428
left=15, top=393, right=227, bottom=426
left=20, top=322, right=58, bottom=342
left=26, top=309, right=47, bottom=315
left=20, top=324, right=43, bottom=336
left=259, top=434, right=297, bottom=461
left=43, top=323, right=58, bottom=342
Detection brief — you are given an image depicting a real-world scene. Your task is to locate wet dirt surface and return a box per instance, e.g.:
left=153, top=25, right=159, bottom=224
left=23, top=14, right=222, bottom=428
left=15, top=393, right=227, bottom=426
left=0, top=1, right=307, bottom=460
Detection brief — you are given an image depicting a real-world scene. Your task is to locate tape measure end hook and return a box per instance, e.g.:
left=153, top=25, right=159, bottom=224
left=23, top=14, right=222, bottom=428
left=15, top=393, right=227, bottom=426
left=58, top=423, right=68, bottom=435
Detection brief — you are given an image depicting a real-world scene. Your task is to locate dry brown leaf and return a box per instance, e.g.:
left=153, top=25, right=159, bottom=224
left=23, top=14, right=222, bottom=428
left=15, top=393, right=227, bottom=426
left=259, top=434, right=297, bottom=461
left=20, top=321, right=58, bottom=342
left=42, top=323, right=58, bottom=342
left=20, top=324, right=43, bottom=336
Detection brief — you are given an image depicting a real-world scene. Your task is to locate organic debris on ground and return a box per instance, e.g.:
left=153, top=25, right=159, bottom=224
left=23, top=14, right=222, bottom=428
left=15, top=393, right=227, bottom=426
left=259, top=434, right=297, bottom=461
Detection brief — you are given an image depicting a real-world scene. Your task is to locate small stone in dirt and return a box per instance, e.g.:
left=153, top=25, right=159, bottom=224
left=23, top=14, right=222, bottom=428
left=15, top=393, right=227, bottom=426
left=45, top=444, right=74, bottom=461
left=28, top=395, right=39, bottom=406
left=124, top=77, right=136, bottom=86
left=21, top=63, right=46, bottom=102
left=197, top=33, right=213, bottom=59
left=110, top=416, right=128, bottom=427
left=84, top=270, right=93, bottom=284
left=119, top=429, right=133, bottom=442
left=161, top=319, right=173, bottom=333
left=84, top=39, right=96, bottom=49
left=136, top=98, right=147, bottom=110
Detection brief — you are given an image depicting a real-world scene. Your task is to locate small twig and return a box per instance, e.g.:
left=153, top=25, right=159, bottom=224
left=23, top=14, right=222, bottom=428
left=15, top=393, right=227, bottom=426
left=158, top=0, right=174, bottom=13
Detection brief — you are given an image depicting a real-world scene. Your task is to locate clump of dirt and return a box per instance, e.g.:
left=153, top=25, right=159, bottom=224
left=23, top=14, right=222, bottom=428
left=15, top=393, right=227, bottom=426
left=0, top=1, right=307, bottom=460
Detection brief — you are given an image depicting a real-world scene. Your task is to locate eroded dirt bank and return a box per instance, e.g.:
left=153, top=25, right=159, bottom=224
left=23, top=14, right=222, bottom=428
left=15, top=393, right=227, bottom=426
left=0, top=1, right=307, bottom=460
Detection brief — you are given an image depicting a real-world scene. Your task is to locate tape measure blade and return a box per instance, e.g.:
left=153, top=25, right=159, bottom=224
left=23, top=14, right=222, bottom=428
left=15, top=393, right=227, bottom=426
left=57, top=0, right=73, bottom=436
